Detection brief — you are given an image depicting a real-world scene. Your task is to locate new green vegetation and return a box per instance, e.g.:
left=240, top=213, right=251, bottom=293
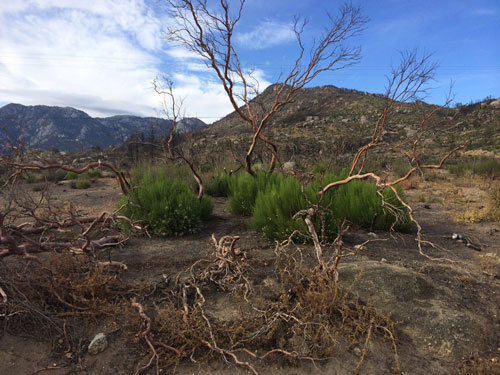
left=118, top=168, right=213, bottom=237
left=224, top=172, right=413, bottom=241
left=448, top=157, right=500, bottom=177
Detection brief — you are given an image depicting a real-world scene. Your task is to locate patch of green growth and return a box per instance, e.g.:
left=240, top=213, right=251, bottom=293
left=118, top=168, right=213, bottom=237
left=70, top=178, right=92, bottom=189
left=65, top=171, right=79, bottom=180
left=44, top=169, right=67, bottom=182
left=448, top=158, right=500, bottom=177
left=129, top=162, right=193, bottom=186
left=204, top=173, right=235, bottom=197
left=391, top=159, right=411, bottom=178
left=227, top=172, right=284, bottom=216
left=249, top=172, right=413, bottom=241
left=86, top=169, right=102, bottom=179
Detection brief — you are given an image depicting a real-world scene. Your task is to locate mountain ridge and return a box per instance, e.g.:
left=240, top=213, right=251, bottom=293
left=0, top=103, right=206, bottom=153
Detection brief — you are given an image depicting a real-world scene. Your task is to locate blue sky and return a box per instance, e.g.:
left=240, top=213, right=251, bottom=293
left=0, top=0, right=498, bottom=121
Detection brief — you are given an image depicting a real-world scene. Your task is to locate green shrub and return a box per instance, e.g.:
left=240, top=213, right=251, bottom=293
left=472, top=158, right=500, bottom=177
left=130, top=162, right=193, bottom=185
left=251, top=176, right=310, bottom=241
left=45, top=169, right=67, bottom=182
left=66, top=171, right=79, bottom=180
left=391, top=159, right=411, bottom=178
left=448, top=158, right=500, bottom=177
left=250, top=172, right=412, bottom=241
left=227, top=172, right=284, bottom=216
left=70, top=178, right=92, bottom=189
left=204, top=173, right=234, bottom=197
left=86, top=169, right=102, bottom=179
left=118, top=169, right=213, bottom=237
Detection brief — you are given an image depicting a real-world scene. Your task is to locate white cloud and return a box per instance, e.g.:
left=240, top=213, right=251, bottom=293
left=0, top=1, right=274, bottom=122
left=235, top=19, right=295, bottom=49
left=0, top=0, right=166, bottom=117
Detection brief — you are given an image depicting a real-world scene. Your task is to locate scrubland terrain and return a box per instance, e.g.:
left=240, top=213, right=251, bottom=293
left=1, top=161, right=499, bottom=375
left=1, top=88, right=499, bottom=375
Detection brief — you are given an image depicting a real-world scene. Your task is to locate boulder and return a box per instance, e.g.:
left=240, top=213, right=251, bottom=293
left=338, top=261, right=497, bottom=360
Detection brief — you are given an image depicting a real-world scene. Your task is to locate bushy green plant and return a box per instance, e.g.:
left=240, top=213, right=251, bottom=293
left=448, top=158, right=500, bottom=177
left=250, top=172, right=412, bottom=241
left=65, top=171, right=79, bottom=180
left=45, top=169, right=67, bottom=182
left=204, top=173, right=234, bottom=197
left=227, top=172, right=284, bottom=216
left=129, top=162, right=193, bottom=185
left=118, top=169, right=213, bottom=237
left=70, top=178, right=92, bottom=189
left=472, top=158, right=500, bottom=177
left=251, top=176, right=310, bottom=241
left=332, top=179, right=412, bottom=231
left=86, top=169, right=102, bottom=179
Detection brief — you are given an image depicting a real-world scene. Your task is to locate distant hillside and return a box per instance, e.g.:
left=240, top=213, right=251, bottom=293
left=199, top=85, right=500, bottom=162
left=0, top=103, right=206, bottom=153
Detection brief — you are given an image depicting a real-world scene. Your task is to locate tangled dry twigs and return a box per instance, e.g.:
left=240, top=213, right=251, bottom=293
left=123, top=233, right=401, bottom=375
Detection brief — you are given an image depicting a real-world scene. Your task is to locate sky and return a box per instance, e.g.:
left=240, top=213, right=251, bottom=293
left=0, top=0, right=499, bottom=122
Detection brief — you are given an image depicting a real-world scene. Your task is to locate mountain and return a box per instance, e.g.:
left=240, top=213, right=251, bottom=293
left=0, top=103, right=207, bottom=153
left=198, top=84, right=500, bottom=162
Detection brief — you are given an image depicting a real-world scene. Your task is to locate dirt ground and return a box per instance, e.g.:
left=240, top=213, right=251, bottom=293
left=1, top=174, right=499, bottom=375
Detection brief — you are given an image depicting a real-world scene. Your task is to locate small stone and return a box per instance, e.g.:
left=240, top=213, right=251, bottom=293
left=381, top=258, right=388, bottom=263
left=367, top=232, right=378, bottom=239
left=352, top=347, right=362, bottom=357
left=88, top=333, right=108, bottom=355
left=354, top=244, right=367, bottom=251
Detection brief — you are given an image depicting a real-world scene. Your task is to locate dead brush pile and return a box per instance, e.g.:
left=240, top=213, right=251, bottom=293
left=126, top=235, right=400, bottom=375
left=0, top=252, right=134, bottom=363
left=461, top=354, right=500, bottom=375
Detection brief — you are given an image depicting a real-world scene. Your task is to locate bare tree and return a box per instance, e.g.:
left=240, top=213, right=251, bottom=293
left=165, top=0, right=367, bottom=175
left=153, top=77, right=205, bottom=200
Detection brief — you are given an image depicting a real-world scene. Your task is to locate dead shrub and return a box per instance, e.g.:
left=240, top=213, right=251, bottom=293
left=0, top=252, right=130, bottom=349
left=124, top=235, right=400, bottom=375
left=461, top=354, right=500, bottom=375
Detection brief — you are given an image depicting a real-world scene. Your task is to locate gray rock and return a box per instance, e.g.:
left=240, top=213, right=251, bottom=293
left=88, top=333, right=108, bottom=355
left=283, top=161, right=296, bottom=171
left=338, top=261, right=495, bottom=360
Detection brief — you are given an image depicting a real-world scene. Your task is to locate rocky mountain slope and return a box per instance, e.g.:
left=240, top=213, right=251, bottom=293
left=0, top=103, right=206, bottom=153
left=199, top=85, right=499, bottom=164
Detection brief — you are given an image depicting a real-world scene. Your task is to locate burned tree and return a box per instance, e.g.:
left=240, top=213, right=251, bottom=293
left=165, top=0, right=367, bottom=175
left=153, top=77, right=205, bottom=200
